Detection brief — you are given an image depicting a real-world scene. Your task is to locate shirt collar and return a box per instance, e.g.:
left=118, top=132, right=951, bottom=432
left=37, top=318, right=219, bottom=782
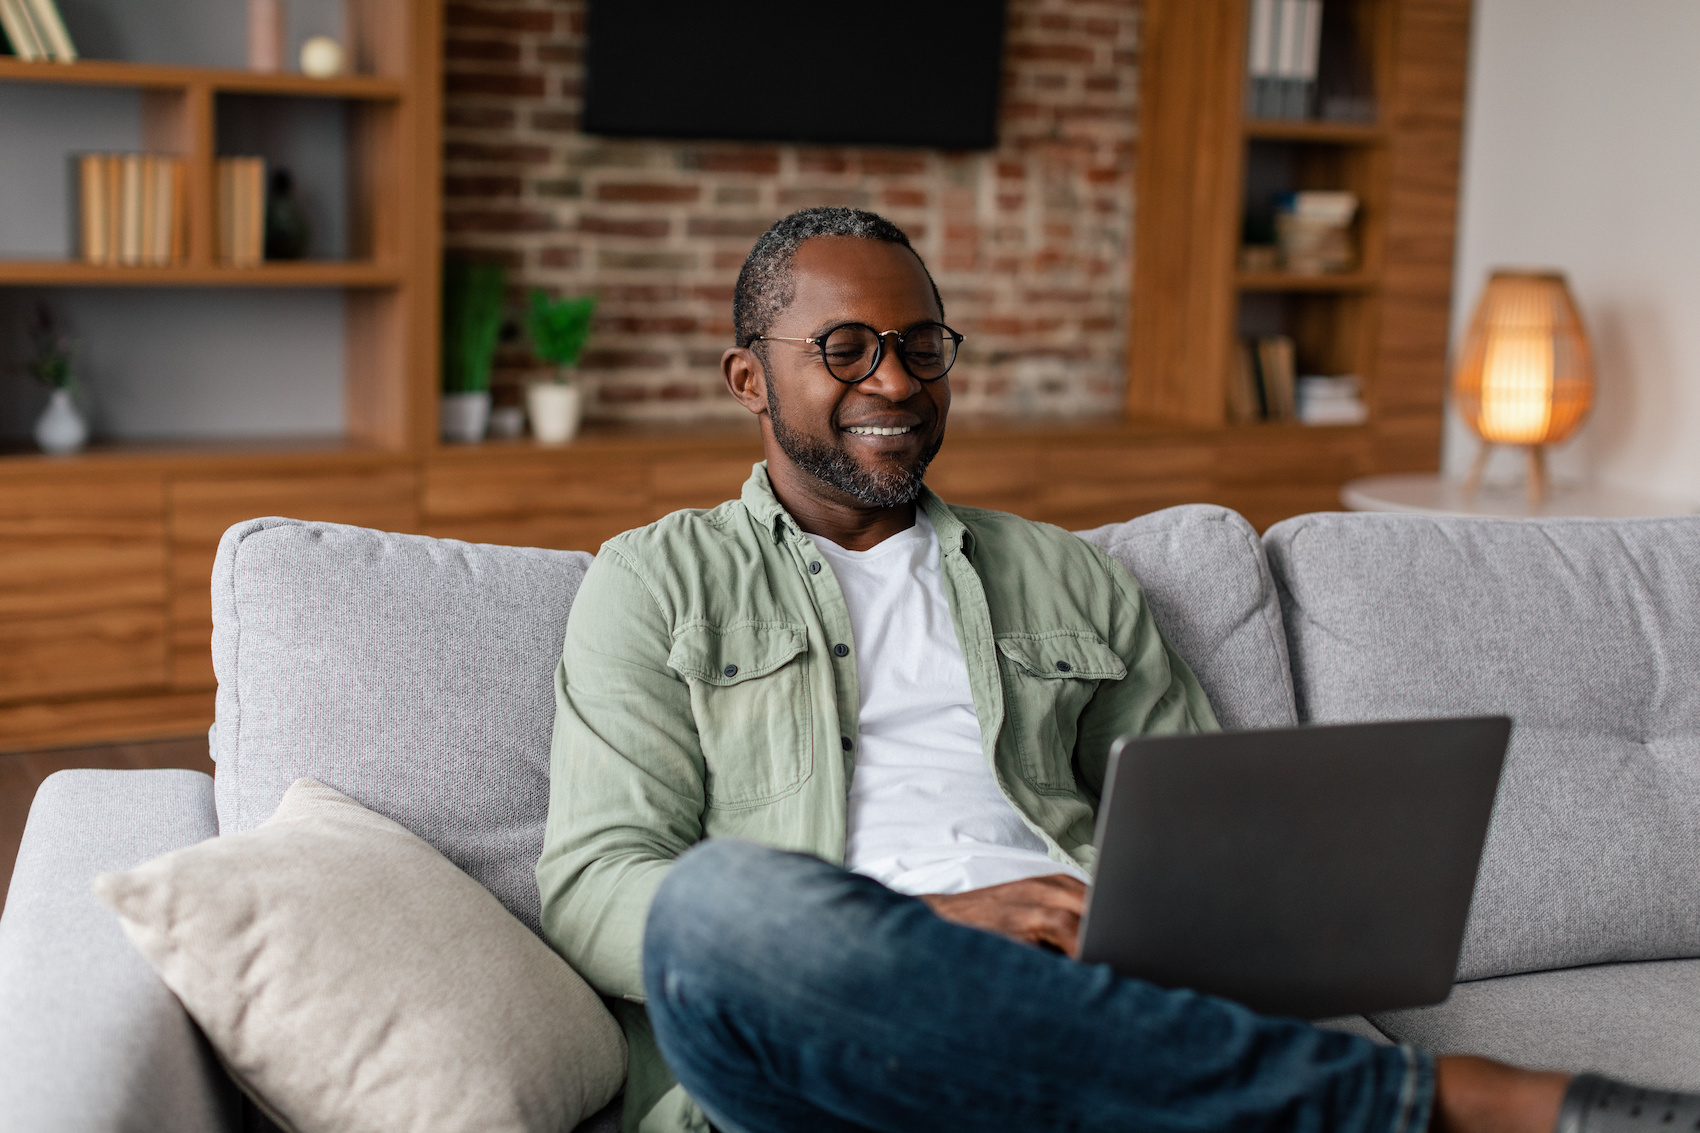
left=740, top=461, right=974, bottom=558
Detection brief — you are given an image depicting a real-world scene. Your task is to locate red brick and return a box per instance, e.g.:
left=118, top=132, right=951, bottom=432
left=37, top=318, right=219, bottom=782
left=445, top=209, right=555, bottom=234
left=445, top=106, right=515, bottom=129
left=598, top=384, right=650, bottom=404
left=601, top=316, right=699, bottom=335
left=446, top=71, right=546, bottom=98
left=863, top=152, right=928, bottom=176
left=883, top=188, right=929, bottom=208
left=581, top=350, right=671, bottom=369
left=537, top=246, right=581, bottom=268
left=446, top=38, right=522, bottom=62
left=1008, top=43, right=1094, bottom=64
left=797, top=150, right=851, bottom=174
left=530, top=110, right=578, bottom=132
left=681, top=149, right=782, bottom=175
left=996, top=161, right=1026, bottom=179
left=579, top=216, right=671, bottom=238
left=659, top=383, right=704, bottom=401
left=536, top=42, right=582, bottom=64
left=446, top=5, right=553, bottom=32
left=686, top=217, right=775, bottom=238
left=445, top=175, right=522, bottom=198
left=711, top=250, right=748, bottom=270
left=596, top=183, right=701, bottom=203
left=446, top=141, right=552, bottom=164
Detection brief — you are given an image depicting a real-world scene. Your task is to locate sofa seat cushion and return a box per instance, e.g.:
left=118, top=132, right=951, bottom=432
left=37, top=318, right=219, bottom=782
left=1372, top=959, right=1700, bottom=1089
left=1077, top=505, right=1296, bottom=730
left=1264, top=514, right=1700, bottom=982
left=211, top=518, right=592, bottom=935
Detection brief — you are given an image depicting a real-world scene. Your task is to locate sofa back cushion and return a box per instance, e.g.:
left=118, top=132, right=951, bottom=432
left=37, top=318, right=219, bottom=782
left=1264, top=513, right=1700, bottom=980
left=1077, top=505, right=1297, bottom=731
left=212, top=518, right=591, bottom=935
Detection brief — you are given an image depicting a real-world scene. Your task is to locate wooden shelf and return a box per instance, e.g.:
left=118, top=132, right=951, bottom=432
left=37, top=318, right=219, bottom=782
left=1243, top=118, right=1387, bottom=144
left=1236, top=270, right=1379, bottom=292
left=0, top=260, right=405, bottom=287
left=0, top=57, right=405, bottom=99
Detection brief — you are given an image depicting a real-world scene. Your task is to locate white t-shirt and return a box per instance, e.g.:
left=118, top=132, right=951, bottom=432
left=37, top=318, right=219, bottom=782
left=812, top=510, right=1090, bottom=896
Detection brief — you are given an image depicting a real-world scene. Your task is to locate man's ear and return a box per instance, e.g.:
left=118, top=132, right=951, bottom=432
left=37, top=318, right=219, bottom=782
left=722, top=346, right=768, bottom=416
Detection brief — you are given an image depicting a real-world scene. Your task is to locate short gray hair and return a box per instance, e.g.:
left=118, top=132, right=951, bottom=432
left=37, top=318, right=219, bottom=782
left=732, top=207, right=943, bottom=347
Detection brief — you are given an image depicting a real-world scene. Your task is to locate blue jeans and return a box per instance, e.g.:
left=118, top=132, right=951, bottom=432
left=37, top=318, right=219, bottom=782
left=643, top=841, right=1434, bottom=1133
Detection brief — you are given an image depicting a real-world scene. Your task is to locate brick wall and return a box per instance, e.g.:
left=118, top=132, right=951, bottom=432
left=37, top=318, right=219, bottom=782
left=443, top=0, right=1140, bottom=421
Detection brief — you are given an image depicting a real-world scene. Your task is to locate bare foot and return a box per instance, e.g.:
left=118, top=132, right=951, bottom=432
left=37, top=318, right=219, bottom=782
left=1432, top=1056, right=1569, bottom=1133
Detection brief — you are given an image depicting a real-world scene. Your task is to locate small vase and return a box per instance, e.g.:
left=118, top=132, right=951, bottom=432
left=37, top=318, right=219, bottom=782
left=440, top=391, right=491, bottom=444
left=527, top=382, right=583, bottom=445
left=34, top=388, right=88, bottom=455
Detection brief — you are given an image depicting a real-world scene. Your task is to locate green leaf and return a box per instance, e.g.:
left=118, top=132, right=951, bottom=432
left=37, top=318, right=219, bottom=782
left=442, top=259, right=507, bottom=394
left=527, top=290, right=597, bottom=370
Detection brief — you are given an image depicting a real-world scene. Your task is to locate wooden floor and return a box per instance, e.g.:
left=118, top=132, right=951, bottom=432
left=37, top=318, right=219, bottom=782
left=0, top=735, right=213, bottom=914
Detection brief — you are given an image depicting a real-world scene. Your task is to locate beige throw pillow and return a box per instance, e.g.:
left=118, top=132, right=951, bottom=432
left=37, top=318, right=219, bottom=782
left=93, top=778, right=625, bottom=1133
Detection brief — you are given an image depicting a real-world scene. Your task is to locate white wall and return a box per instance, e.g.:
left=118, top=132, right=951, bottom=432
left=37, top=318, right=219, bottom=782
left=1446, top=0, right=1700, bottom=503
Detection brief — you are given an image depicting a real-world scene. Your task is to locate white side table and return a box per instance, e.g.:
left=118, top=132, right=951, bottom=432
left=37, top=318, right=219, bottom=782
left=1341, top=473, right=1697, bottom=518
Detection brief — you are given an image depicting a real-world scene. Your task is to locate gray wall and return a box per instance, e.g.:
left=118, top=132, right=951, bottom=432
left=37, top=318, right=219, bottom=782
left=0, top=289, right=345, bottom=444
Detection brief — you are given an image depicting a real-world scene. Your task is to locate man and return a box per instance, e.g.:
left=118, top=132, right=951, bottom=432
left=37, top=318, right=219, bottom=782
left=538, top=209, right=1663, bottom=1133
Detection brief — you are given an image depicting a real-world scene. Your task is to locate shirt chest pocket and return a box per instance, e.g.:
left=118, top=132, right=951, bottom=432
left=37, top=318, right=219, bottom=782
left=995, top=632, right=1127, bottom=795
left=668, top=622, right=813, bottom=809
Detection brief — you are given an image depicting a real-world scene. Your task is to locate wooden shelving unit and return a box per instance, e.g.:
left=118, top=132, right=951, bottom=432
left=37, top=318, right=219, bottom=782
left=1126, top=0, right=1471, bottom=478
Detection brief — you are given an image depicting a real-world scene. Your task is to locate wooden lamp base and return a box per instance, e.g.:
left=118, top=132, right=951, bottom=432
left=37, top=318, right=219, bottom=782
left=1462, top=442, right=1550, bottom=508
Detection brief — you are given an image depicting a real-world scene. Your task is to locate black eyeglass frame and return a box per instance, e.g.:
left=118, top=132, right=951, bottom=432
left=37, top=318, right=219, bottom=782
left=748, top=321, right=965, bottom=384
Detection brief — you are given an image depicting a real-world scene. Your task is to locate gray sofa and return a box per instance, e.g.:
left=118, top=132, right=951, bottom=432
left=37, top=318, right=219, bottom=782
left=3, top=503, right=1698, bottom=1130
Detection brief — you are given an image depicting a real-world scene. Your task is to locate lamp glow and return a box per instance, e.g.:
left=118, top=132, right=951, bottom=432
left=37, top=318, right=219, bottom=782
left=1453, top=271, right=1593, bottom=504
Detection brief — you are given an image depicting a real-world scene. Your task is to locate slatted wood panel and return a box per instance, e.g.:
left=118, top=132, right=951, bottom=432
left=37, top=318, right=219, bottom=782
left=0, top=477, right=168, bottom=704
left=167, top=468, right=421, bottom=689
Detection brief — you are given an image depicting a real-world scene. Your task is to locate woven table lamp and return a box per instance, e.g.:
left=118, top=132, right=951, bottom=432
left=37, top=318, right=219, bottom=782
left=1454, top=270, right=1594, bottom=506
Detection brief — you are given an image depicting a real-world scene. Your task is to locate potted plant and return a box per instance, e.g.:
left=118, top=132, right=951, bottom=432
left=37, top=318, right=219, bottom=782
left=24, top=305, right=87, bottom=455
left=441, top=258, right=506, bottom=444
left=525, top=289, right=597, bottom=445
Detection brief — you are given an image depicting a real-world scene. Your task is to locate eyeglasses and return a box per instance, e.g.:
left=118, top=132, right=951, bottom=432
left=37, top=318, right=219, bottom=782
left=750, top=321, right=964, bottom=384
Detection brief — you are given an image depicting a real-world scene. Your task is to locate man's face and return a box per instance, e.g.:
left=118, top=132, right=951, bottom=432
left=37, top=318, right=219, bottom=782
left=750, top=237, right=951, bottom=509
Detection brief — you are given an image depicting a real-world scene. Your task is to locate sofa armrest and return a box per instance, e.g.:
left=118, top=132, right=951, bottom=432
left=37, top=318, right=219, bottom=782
left=0, top=769, right=241, bottom=1133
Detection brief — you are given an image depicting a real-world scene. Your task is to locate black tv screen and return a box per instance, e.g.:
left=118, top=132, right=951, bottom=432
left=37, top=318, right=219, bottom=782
left=583, top=1, right=1008, bottom=150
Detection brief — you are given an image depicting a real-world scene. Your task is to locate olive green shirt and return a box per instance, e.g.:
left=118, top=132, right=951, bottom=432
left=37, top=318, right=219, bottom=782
left=536, top=463, right=1218, bottom=1133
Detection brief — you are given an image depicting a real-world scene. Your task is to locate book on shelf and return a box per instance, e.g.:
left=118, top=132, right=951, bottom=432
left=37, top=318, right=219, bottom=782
left=1295, top=374, right=1368, bottom=425
left=0, top=0, right=76, bottom=61
left=217, top=156, right=267, bottom=267
left=1244, top=0, right=1323, bottom=120
left=78, top=153, right=187, bottom=267
left=1229, top=335, right=1301, bottom=423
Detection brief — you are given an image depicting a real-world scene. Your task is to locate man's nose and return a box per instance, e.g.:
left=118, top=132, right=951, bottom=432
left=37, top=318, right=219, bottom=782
left=858, top=333, right=922, bottom=401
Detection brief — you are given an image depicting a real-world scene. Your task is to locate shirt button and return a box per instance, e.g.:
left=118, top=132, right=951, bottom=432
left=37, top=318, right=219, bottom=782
left=1056, top=661, right=1072, bottom=673
left=723, top=664, right=738, bottom=678
left=833, top=643, right=850, bottom=658
left=841, top=736, right=853, bottom=752
left=809, top=561, right=822, bottom=574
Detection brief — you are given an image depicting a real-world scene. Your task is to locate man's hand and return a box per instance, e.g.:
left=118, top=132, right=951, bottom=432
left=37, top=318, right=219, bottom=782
left=920, top=874, right=1087, bottom=955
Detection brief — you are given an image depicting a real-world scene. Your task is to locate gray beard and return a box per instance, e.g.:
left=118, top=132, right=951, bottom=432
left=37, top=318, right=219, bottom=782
left=766, top=374, right=941, bottom=508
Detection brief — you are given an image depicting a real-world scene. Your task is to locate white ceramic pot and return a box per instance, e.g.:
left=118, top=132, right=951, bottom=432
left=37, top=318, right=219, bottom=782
left=527, top=382, right=583, bottom=445
left=440, top=391, right=491, bottom=444
left=34, top=388, right=88, bottom=455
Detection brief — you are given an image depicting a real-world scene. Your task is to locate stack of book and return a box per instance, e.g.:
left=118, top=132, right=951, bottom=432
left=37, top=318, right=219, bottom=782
left=1229, top=335, right=1298, bottom=424
left=217, top=157, right=267, bottom=267
left=79, top=154, right=187, bottom=267
left=1244, top=0, right=1324, bottom=120
left=1274, top=190, right=1358, bottom=275
left=1295, top=375, right=1368, bottom=425
left=0, top=0, right=76, bottom=61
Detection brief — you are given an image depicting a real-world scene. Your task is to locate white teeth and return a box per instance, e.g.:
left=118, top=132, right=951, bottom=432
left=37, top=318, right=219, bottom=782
left=844, top=426, right=913, bottom=436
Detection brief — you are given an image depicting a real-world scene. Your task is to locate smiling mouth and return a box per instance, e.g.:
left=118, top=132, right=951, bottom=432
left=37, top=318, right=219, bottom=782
left=843, top=425, right=915, bottom=436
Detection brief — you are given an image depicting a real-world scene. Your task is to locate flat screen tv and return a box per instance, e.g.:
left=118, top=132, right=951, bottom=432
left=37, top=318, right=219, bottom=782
left=583, top=1, right=1008, bottom=150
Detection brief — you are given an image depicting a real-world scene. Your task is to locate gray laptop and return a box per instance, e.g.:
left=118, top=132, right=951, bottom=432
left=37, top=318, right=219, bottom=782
left=1076, top=716, right=1510, bottom=1019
